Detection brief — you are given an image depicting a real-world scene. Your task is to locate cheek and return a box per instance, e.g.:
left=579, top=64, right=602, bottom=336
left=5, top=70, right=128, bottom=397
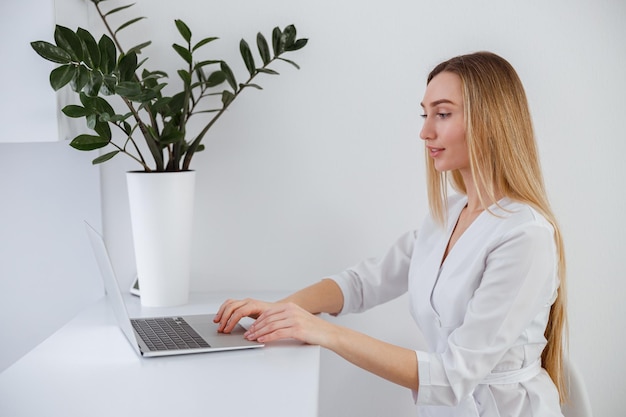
left=447, top=126, right=467, bottom=150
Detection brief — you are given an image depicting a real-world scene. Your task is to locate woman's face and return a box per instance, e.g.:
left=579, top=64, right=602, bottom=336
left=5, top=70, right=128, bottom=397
left=419, top=71, right=469, bottom=173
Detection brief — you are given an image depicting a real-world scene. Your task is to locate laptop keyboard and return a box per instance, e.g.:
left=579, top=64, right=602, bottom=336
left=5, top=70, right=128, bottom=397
left=131, top=317, right=211, bottom=351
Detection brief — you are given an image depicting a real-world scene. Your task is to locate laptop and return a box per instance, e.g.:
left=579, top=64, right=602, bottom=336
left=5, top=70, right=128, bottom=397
left=85, top=221, right=264, bottom=357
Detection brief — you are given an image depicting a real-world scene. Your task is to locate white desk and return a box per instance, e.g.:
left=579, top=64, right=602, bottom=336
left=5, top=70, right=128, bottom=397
left=0, top=292, right=320, bottom=417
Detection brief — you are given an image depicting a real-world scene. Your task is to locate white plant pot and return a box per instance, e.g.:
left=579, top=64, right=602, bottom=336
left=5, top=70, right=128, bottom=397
left=126, top=171, right=196, bottom=307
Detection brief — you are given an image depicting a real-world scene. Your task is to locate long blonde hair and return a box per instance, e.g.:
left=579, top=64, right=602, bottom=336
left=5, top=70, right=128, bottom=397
left=425, top=51, right=568, bottom=402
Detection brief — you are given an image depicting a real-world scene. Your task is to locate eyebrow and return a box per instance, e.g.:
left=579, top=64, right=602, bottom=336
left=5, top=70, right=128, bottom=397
left=419, top=99, right=455, bottom=108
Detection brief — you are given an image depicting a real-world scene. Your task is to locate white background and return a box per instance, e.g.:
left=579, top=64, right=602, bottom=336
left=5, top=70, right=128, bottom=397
left=1, top=0, right=625, bottom=415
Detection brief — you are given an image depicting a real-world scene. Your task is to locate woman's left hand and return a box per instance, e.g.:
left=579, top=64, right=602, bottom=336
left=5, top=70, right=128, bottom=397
left=244, top=302, right=335, bottom=346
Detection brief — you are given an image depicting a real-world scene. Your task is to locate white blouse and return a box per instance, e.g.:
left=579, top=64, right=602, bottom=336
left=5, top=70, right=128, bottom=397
left=329, top=195, right=564, bottom=416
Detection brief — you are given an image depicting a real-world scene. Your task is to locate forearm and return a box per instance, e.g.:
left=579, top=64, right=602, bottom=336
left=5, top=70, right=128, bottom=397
left=279, top=278, right=344, bottom=315
left=325, top=323, right=419, bottom=391
left=244, top=300, right=419, bottom=390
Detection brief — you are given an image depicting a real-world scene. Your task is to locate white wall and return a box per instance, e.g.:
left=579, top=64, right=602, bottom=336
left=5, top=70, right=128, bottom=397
left=0, top=142, right=102, bottom=371
left=2, top=0, right=623, bottom=415
left=0, top=0, right=56, bottom=143
left=0, top=0, right=101, bottom=372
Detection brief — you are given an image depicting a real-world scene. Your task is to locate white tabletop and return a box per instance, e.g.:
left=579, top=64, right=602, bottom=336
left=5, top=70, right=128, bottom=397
left=0, top=292, right=320, bottom=417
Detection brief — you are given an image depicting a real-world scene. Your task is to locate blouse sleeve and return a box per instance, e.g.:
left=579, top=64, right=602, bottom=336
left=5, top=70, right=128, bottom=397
left=415, top=222, right=559, bottom=406
left=328, top=230, right=417, bottom=315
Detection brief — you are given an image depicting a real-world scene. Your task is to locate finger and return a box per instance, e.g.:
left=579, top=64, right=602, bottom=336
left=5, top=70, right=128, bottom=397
left=213, top=298, right=235, bottom=322
left=246, top=308, right=295, bottom=340
left=216, top=299, right=248, bottom=332
left=253, top=302, right=290, bottom=324
left=255, top=328, right=295, bottom=344
left=222, top=306, right=250, bottom=333
left=221, top=299, right=267, bottom=333
left=245, top=315, right=292, bottom=341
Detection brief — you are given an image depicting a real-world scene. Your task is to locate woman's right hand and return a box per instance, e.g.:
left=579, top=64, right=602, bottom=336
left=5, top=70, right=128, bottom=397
left=213, top=298, right=275, bottom=334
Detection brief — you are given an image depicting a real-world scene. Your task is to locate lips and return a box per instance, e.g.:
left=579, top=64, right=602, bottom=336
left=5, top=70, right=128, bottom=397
left=428, top=147, right=444, bottom=157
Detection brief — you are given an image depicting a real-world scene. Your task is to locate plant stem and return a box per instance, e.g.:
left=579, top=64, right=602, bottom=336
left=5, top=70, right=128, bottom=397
left=93, top=2, right=126, bottom=55
left=94, top=1, right=164, bottom=171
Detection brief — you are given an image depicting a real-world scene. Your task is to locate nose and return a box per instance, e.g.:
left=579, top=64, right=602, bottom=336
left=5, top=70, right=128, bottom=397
left=420, top=115, right=434, bottom=141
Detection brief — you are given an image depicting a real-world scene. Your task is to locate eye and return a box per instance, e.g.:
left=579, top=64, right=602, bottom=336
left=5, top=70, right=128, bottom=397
left=437, top=112, right=452, bottom=119
left=420, top=114, right=427, bottom=119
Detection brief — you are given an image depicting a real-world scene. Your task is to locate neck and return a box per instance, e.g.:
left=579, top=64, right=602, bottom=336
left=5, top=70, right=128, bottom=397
left=459, top=169, right=502, bottom=212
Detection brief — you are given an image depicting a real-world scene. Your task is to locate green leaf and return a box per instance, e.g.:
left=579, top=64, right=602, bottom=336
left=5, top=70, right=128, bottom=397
left=101, top=74, right=117, bottom=95
left=62, top=104, right=89, bottom=118
left=107, top=112, right=132, bottom=122
left=70, top=134, right=109, bottom=151
left=193, top=36, right=218, bottom=52
left=71, top=65, right=91, bottom=92
left=175, top=19, right=192, bottom=43
left=285, top=38, right=308, bottom=52
left=277, top=57, right=301, bottom=70
left=142, top=69, right=168, bottom=79
left=80, top=93, right=115, bottom=115
left=159, top=123, right=185, bottom=144
left=193, top=109, right=221, bottom=114
left=194, top=66, right=206, bottom=84
left=220, top=62, right=237, bottom=91
left=79, top=92, right=94, bottom=108
left=141, top=69, right=157, bottom=89
left=126, top=40, right=152, bottom=56
left=92, top=150, right=119, bottom=165
left=283, top=25, right=297, bottom=48
left=86, top=114, right=97, bottom=129
left=205, top=70, right=226, bottom=88
left=151, top=96, right=172, bottom=114
left=85, top=71, right=103, bottom=95
left=98, top=35, right=117, bottom=74
left=256, top=68, right=279, bottom=75
left=272, top=27, right=282, bottom=56
left=104, top=3, right=135, bottom=17
left=168, top=92, right=186, bottom=114
left=122, top=121, right=133, bottom=135
left=118, top=52, right=138, bottom=81
left=92, top=96, right=116, bottom=116
left=240, top=83, right=263, bottom=90
left=115, top=17, right=146, bottom=35
left=194, top=60, right=221, bottom=71
left=239, top=39, right=256, bottom=77
left=177, top=69, right=191, bottom=86
left=136, top=57, right=148, bottom=71
left=30, top=41, right=72, bottom=64
left=115, top=81, right=142, bottom=97
left=172, top=44, right=192, bottom=64
left=94, top=120, right=112, bottom=140
left=94, top=119, right=112, bottom=139
left=50, top=65, right=76, bottom=91
left=77, top=28, right=100, bottom=68
left=256, top=33, right=271, bottom=65
left=54, top=25, right=83, bottom=62
left=221, top=90, right=235, bottom=107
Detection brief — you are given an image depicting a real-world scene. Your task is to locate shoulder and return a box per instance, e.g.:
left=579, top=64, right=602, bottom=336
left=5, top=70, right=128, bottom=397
left=485, top=199, right=556, bottom=253
left=491, top=198, right=553, bottom=231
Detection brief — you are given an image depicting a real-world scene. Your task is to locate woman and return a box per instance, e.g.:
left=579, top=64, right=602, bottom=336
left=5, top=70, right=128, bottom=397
left=214, top=51, right=567, bottom=416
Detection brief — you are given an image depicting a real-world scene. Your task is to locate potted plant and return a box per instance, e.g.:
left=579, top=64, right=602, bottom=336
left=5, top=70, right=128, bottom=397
left=31, top=0, right=308, bottom=306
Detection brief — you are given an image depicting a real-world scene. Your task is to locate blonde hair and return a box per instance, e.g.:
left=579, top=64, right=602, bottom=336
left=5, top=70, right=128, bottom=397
left=425, top=51, right=568, bottom=402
